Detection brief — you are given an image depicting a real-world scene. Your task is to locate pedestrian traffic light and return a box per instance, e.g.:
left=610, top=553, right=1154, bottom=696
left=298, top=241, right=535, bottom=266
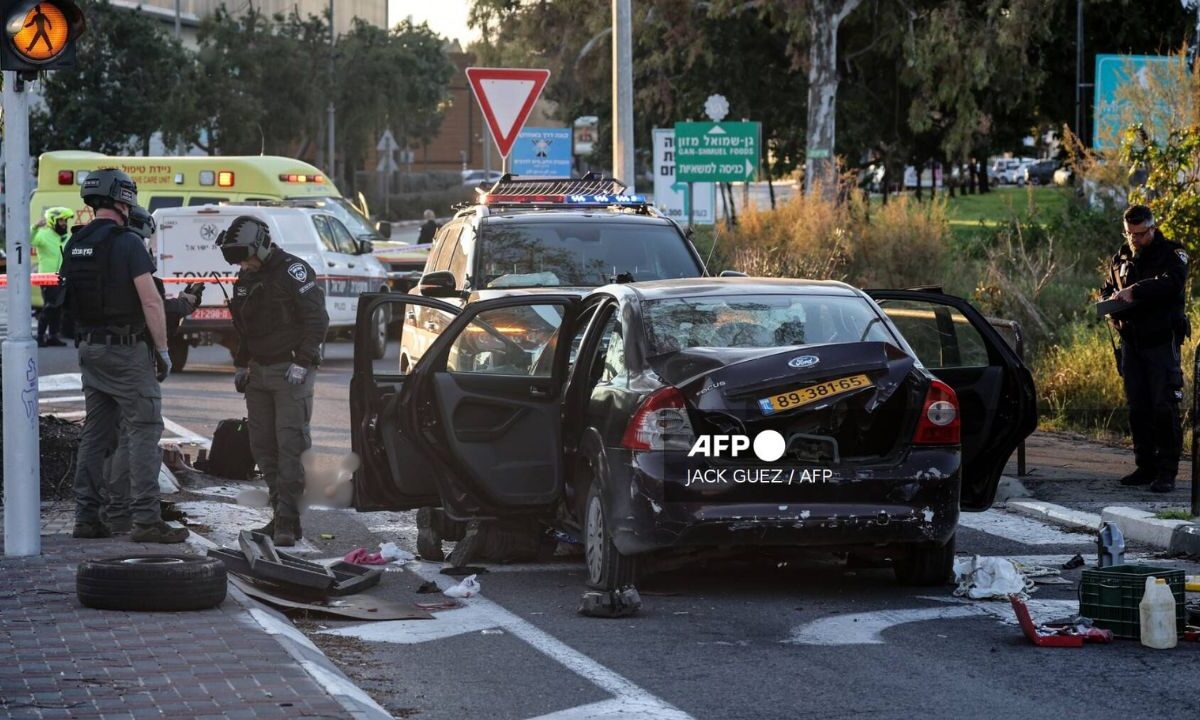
left=0, top=1, right=85, bottom=73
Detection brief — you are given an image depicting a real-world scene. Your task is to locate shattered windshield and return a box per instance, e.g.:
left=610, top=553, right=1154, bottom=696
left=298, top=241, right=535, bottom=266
left=643, top=294, right=897, bottom=355
left=478, top=221, right=701, bottom=288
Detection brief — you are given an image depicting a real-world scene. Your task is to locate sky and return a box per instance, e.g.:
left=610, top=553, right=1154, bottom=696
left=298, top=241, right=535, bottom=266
left=388, top=0, right=479, bottom=45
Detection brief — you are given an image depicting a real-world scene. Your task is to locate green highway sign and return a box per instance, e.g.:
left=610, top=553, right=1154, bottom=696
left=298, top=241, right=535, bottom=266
left=674, top=121, right=760, bottom=183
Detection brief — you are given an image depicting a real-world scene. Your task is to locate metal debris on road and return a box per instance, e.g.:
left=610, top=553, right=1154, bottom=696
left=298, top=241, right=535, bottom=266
left=1063, top=554, right=1086, bottom=570
left=578, top=587, right=642, bottom=618
left=228, top=576, right=431, bottom=621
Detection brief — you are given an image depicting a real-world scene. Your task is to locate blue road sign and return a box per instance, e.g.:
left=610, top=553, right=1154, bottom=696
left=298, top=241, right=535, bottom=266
left=511, top=127, right=573, bottom=177
left=1093, top=54, right=1178, bottom=150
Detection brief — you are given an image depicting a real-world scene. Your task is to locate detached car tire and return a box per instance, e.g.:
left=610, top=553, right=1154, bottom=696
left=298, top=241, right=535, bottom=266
left=585, top=482, right=638, bottom=590
left=892, top=533, right=955, bottom=586
left=77, top=555, right=227, bottom=612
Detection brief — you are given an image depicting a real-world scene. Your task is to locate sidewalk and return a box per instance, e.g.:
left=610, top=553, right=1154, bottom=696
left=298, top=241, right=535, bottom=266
left=0, top=517, right=366, bottom=719
left=1002, top=430, right=1200, bottom=555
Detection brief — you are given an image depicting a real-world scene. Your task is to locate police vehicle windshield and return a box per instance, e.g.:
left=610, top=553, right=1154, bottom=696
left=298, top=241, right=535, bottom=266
left=479, top=221, right=702, bottom=289
left=287, top=197, right=380, bottom=242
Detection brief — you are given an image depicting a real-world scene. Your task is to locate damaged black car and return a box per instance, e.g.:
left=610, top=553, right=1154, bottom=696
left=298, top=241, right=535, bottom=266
left=350, top=278, right=1036, bottom=589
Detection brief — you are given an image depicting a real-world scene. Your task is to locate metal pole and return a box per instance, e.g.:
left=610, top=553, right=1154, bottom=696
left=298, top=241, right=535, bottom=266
left=4, top=72, right=41, bottom=557
left=687, top=181, right=694, bottom=228
left=327, top=0, right=336, bottom=180
left=612, top=0, right=635, bottom=191
left=1075, top=0, right=1083, bottom=142
left=1192, top=342, right=1199, bottom=517
left=174, top=0, right=181, bottom=38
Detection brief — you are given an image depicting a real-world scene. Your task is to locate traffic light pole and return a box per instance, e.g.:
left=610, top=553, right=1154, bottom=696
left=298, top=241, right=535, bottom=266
left=3, top=71, right=40, bottom=557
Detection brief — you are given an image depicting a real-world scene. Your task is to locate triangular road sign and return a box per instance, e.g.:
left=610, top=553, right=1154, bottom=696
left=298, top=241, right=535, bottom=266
left=466, top=67, right=551, bottom=159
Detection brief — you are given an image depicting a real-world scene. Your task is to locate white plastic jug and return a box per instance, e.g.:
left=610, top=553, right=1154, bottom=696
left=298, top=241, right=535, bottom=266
left=1139, top=577, right=1177, bottom=649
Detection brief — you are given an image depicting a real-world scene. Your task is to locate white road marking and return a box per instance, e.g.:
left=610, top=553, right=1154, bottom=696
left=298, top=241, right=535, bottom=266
left=163, top=416, right=211, bottom=448
left=325, top=561, right=693, bottom=720
left=958, top=509, right=1092, bottom=545
left=787, top=597, right=1080, bottom=646
left=37, top=373, right=82, bottom=392
left=39, top=395, right=84, bottom=405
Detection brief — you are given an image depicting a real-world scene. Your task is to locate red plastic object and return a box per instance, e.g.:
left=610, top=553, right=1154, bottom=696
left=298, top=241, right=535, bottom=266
left=1009, top=595, right=1084, bottom=647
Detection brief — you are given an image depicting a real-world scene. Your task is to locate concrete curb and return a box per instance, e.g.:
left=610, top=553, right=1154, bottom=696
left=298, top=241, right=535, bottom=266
left=1005, top=498, right=1200, bottom=553
left=1100, top=507, right=1192, bottom=551
left=188, top=532, right=393, bottom=720
left=1006, top=500, right=1102, bottom=531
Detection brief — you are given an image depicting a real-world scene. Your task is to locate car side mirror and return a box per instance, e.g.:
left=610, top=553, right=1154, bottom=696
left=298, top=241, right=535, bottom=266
left=419, top=270, right=460, bottom=298
left=357, top=239, right=374, bottom=255
left=376, top=221, right=392, bottom=239
left=720, top=270, right=748, bottom=277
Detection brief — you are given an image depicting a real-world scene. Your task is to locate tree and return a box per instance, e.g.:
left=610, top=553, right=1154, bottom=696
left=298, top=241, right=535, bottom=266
left=31, top=0, right=192, bottom=156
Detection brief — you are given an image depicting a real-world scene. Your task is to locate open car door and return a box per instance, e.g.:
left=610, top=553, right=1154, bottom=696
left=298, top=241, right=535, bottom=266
left=404, top=294, right=581, bottom=520
left=350, top=292, right=462, bottom=510
left=867, top=290, right=1037, bottom=510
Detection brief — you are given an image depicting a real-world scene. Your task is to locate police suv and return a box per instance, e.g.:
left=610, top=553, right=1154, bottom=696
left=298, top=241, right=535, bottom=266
left=154, top=204, right=390, bottom=370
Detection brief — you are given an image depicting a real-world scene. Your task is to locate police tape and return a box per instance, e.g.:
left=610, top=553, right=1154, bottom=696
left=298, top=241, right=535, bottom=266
left=0, top=273, right=238, bottom=287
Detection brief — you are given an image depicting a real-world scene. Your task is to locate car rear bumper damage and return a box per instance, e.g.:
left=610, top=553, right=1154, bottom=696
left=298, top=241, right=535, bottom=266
left=604, top=447, right=960, bottom=555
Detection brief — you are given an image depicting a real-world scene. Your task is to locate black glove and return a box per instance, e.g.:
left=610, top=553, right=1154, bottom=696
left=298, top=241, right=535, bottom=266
left=155, top=348, right=172, bottom=382
left=185, top=281, right=206, bottom=303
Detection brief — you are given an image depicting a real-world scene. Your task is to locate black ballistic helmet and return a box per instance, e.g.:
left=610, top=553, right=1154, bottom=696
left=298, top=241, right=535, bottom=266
left=216, top=216, right=272, bottom=264
left=81, top=168, right=138, bottom=210
left=127, top=206, right=157, bottom=240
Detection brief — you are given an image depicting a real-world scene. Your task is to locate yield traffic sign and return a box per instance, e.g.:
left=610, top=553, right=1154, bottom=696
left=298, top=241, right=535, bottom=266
left=466, top=67, right=551, bottom=159
left=674, top=121, right=761, bottom=183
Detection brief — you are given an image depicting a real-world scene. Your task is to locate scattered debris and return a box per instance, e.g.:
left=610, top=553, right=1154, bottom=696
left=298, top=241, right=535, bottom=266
left=415, top=581, right=440, bottom=594
left=209, top=531, right=382, bottom=596
left=1010, top=596, right=1112, bottom=647
left=380, top=542, right=415, bottom=563
left=34, top=415, right=82, bottom=500
left=578, top=587, right=642, bottom=618
left=228, top=576, right=429, bottom=620
left=443, top=574, right=481, bottom=598
left=319, top=533, right=336, bottom=540
left=480, top=628, right=504, bottom=635
left=1097, top=522, right=1126, bottom=568
left=953, top=556, right=1033, bottom=600
left=344, top=547, right=389, bottom=566
left=1062, top=554, right=1085, bottom=570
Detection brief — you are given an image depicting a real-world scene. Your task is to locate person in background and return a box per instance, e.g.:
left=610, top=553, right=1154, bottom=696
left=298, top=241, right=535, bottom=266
left=31, top=207, right=73, bottom=347
left=418, top=209, right=439, bottom=244
left=1102, top=204, right=1190, bottom=494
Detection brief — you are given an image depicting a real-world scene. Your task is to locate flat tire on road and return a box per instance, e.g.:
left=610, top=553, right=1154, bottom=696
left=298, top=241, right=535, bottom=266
left=892, top=533, right=955, bottom=586
left=585, top=482, right=638, bottom=590
left=77, top=554, right=227, bottom=612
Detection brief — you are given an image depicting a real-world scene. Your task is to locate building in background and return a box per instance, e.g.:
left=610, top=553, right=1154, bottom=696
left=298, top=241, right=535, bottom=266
left=112, top=0, right=386, bottom=45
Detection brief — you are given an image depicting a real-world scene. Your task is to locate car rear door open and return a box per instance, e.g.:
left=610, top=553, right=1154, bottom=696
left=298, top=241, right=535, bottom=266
left=867, top=290, right=1036, bottom=510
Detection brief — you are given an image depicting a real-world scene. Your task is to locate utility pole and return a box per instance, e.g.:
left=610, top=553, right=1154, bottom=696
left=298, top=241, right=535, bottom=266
left=3, top=72, right=40, bottom=557
left=1080, top=0, right=1089, bottom=144
left=174, top=0, right=180, bottom=38
left=327, top=0, right=336, bottom=181
left=612, top=0, right=634, bottom=191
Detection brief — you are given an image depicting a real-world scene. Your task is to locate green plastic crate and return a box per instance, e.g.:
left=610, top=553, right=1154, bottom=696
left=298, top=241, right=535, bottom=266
left=1079, top=564, right=1185, bottom=640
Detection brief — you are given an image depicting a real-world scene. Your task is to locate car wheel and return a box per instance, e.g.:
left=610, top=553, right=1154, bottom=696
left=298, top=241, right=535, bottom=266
left=892, top=533, right=955, bottom=586
left=369, top=305, right=389, bottom=360
left=168, top=336, right=189, bottom=373
left=584, top=481, right=638, bottom=590
left=77, top=554, right=227, bottom=611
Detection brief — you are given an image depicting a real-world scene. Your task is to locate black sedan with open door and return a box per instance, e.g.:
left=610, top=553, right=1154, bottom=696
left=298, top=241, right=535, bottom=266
left=350, top=278, right=1036, bottom=589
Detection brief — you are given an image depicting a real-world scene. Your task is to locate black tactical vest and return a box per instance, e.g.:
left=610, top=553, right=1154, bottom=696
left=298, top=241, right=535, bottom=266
left=60, top=224, right=143, bottom=328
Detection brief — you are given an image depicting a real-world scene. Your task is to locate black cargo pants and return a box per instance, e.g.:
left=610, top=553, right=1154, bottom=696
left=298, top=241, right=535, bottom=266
left=1121, top=340, right=1184, bottom=478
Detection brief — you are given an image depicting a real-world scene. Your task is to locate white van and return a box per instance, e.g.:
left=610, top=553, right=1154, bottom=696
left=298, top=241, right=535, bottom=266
left=154, top=204, right=390, bottom=370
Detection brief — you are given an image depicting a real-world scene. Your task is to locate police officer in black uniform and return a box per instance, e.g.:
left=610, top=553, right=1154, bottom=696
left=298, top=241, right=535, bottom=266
left=1102, top=205, right=1190, bottom=493
left=101, top=206, right=204, bottom=533
left=218, top=216, right=329, bottom=547
left=60, top=169, right=188, bottom=543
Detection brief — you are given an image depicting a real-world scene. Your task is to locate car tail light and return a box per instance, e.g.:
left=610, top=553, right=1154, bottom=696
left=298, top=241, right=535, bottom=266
left=621, top=386, right=695, bottom=451
left=912, top=379, right=959, bottom=445
left=57, top=170, right=73, bottom=185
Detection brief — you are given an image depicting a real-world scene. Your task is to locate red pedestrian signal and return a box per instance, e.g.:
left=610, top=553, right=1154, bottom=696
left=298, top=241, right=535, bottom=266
left=1, top=1, right=85, bottom=73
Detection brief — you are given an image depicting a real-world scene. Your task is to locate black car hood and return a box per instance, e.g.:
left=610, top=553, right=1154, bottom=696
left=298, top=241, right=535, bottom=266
left=654, top=342, right=917, bottom=413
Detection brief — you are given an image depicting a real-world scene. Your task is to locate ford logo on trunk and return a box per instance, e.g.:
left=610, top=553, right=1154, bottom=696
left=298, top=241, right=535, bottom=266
left=788, top=355, right=819, bottom=368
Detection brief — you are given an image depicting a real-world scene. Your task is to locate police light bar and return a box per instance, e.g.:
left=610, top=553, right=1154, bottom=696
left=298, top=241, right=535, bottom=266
left=481, top=193, right=648, bottom=206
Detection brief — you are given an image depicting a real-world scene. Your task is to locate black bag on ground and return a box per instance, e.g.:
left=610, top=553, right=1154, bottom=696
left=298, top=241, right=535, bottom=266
left=200, top=418, right=256, bottom=480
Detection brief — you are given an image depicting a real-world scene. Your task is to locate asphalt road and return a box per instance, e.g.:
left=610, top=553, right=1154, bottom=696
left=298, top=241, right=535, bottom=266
left=33, top=340, right=1200, bottom=720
